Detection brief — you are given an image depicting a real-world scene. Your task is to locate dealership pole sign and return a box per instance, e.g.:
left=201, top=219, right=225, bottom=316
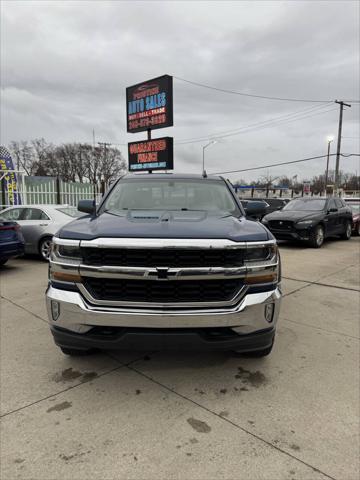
left=126, top=75, right=173, bottom=133
left=126, top=74, right=173, bottom=172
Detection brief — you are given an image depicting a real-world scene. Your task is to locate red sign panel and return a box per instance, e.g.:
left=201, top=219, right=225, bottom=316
left=128, top=137, right=174, bottom=172
left=303, top=181, right=311, bottom=194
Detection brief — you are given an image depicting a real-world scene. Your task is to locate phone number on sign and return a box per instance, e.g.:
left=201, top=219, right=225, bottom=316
left=128, top=114, right=166, bottom=130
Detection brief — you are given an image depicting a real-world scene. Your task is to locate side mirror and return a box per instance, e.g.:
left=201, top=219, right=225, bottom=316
left=245, top=201, right=267, bottom=218
left=78, top=199, right=96, bottom=215
left=328, top=207, right=338, bottom=213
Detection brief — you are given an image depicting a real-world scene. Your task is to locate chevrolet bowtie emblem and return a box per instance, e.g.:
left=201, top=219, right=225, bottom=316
left=156, top=267, right=170, bottom=280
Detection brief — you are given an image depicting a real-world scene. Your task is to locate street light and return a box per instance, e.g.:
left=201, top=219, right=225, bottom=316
left=202, top=140, right=217, bottom=176
left=325, top=136, right=334, bottom=196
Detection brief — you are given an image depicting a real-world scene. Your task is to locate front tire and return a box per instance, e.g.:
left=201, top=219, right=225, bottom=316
left=309, top=225, right=324, bottom=248
left=39, top=236, right=52, bottom=261
left=340, top=221, right=352, bottom=240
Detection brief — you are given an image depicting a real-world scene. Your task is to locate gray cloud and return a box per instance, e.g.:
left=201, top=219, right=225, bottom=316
left=1, top=0, right=359, bottom=182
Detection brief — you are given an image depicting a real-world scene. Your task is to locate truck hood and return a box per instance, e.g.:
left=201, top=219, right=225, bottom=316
left=263, top=210, right=322, bottom=222
left=58, top=210, right=270, bottom=242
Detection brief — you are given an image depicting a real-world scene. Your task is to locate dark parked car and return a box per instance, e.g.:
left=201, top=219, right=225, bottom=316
left=344, top=200, right=360, bottom=236
left=262, top=197, right=353, bottom=248
left=0, top=217, right=25, bottom=265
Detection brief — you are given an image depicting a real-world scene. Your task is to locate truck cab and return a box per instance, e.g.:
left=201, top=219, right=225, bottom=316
left=46, top=174, right=281, bottom=357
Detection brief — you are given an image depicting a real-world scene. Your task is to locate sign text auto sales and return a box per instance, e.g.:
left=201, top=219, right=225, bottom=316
left=128, top=137, right=173, bottom=171
left=126, top=75, right=173, bottom=133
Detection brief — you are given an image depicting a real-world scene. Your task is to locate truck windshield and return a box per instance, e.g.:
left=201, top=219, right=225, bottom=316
left=101, top=178, right=240, bottom=215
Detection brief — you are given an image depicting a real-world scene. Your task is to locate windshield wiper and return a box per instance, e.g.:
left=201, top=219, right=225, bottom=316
left=179, top=208, right=206, bottom=211
left=103, top=209, right=126, bottom=217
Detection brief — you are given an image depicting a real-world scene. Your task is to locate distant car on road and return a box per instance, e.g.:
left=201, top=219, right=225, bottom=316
left=262, top=197, right=353, bottom=247
left=0, top=205, right=83, bottom=260
left=0, top=218, right=25, bottom=266
left=344, top=199, right=360, bottom=236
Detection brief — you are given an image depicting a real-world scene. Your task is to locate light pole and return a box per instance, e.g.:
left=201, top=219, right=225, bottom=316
left=325, top=136, right=334, bottom=197
left=202, top=140, right=217, bottom=176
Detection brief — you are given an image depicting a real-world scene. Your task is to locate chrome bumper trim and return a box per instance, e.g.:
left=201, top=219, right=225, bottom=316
left=52, top=238, right=81, bottom=247
left=76, top=283, right=248, bottom=308
left=77, top=262, right=277, bottom=280
left=79, top=237, right=276, bottom=249
left=46, top=286, right=281, bottom=333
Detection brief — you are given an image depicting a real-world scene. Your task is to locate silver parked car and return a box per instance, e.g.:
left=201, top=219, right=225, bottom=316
left=0, top=205, right=83, bottom=260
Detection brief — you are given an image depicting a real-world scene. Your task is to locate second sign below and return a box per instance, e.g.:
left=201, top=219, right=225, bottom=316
left=128, top=137, right=174, bottom=172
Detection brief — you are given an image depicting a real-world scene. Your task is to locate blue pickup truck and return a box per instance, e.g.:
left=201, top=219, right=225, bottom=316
left=46, top=174, right=281, bottom=357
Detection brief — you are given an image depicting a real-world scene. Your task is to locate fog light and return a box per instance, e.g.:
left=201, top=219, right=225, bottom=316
left=264, top=303, right=274, bottom=323
left=51, top=300, right=60, bottom=321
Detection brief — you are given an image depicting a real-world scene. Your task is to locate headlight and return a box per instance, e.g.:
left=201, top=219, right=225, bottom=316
left=51, top=239, right=81, bottom=260
left=57, top=244, right=82, bottom=259
left=245, top=244, right=277, bottom=262
left=262, top=217, right=269, bottom=224
left=296, top=220, right=314, bottom=226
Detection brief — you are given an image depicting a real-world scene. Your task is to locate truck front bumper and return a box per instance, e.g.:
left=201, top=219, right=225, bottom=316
left=46, top=286, right=281, bottom=351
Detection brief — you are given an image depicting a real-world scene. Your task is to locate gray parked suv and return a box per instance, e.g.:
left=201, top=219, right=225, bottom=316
left=46, top=174, right=282, bottom=357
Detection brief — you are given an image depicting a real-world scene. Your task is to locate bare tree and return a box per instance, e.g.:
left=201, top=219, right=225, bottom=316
left=98, top=146, right=127, bottom=185
left=7, top=139, right=126, bottom=185
left=277, top=176, right=293, bottom=188
left=258, top=173, right=281, bottom=188
left=8, top=140, right=34, bottom=174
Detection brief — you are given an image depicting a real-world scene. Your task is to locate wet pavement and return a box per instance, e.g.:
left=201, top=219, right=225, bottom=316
left=1, top=237, right=359, bottom=480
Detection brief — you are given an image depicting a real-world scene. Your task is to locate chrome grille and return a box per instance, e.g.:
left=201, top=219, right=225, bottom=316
left=81, top=247, right=245, bottom=267
left=83, top=278, right=243, bottom=303
left=269, top=220, right=294, bottom=231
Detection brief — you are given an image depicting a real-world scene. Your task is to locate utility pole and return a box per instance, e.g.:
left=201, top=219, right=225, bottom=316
left=98, top=142, right=111, bottom=165
left=324, top=136, right=334, bottom=197
left=334, top=100, right=351, bottom=196
left=97, top=142, right=111, bottom=196
left=202, top=140, right=217, bottom=176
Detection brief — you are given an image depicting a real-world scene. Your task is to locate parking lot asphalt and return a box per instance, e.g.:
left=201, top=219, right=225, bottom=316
left=1, top=238, right=359, bottom=480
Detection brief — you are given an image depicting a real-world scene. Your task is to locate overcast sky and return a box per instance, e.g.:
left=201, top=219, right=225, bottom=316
left=1, top=0, right=359, bottom=182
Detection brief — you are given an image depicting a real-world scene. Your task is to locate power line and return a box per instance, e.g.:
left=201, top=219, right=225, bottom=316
left=176, top=103, right=329, bottom=143
left=109, top=99, right=353, bottom=148
left=174, top=76, right=360, bottom=104
left=224, top=107, right=339, bottom=144
left=176, top=104, right=336, bottom=145
left=108, top=103, right=340, bottom=148
left=212, top=153, right=360, bottom=176
left=111, top=104, right=335, bottom=148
